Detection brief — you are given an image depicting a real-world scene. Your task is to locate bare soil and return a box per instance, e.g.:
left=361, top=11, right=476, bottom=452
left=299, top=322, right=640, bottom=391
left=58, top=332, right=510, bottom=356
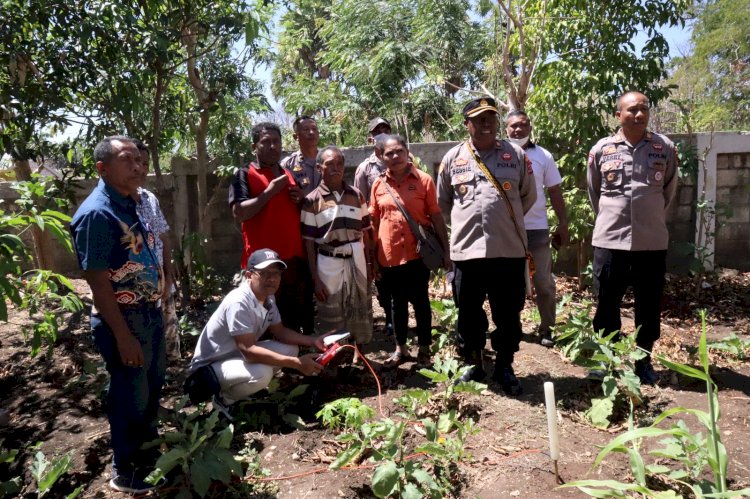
left=0, top=272, right=748, bottom=498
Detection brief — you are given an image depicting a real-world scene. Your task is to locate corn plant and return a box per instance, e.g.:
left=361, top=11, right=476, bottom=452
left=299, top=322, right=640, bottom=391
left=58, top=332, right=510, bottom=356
left=562, top=311, right=750, bottom=498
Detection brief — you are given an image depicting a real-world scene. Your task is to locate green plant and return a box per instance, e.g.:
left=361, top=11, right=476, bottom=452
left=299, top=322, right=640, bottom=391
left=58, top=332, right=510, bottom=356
left=19, top=270, right=84, bottom=357
left=706, top=334, right=750, bottom=361
left=0, top=180, right=83, bottom=358
left=555, top=301, right=645, bottom=428
left=562, top=311, right=750, bottom=498
left=430, top=298, right=458, bottom=331
left=316, top=397, right=375, bottom=432
left=330, top=354, right=484, bottom=498
left=418, top=354, right=486, bottom=406
left=0, top=444, right=21, bottom=498
left=174, top=232, right=230, bottom=306
left=146, top=399, right=243, bottom=498
left=232, top=382, right=311, bottom=430
left=28, top=443, right=82, bottom=498
left=429, top=298, right=459, bottom=355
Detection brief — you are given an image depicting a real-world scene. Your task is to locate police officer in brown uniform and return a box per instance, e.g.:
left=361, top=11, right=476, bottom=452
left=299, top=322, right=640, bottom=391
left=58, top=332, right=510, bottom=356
left=587, top=91, right=678, bottom=385
left=354, top=117, right=392, bottom=204
left=281, top=115, right=321, bottom=197
left=354, top=118, right=394, bottom=335
left=437, top=97, right=536, bottom=395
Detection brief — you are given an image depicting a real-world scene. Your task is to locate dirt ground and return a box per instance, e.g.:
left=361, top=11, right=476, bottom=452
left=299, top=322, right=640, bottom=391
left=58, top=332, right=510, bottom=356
left=0, top=271, right=749, bottom=498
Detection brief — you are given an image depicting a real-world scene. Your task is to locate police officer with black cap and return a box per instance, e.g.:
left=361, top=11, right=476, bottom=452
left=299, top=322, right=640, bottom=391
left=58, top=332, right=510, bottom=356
left=437, top=97, right=536, bottom=395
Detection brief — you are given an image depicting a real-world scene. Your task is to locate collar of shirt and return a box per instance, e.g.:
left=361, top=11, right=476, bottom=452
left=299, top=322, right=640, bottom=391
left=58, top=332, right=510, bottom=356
left=250, top=161, right=282, bottom=172
left=384, top=163, right=419, bottom=182
left=612, top=129, right=653, bottom=146
left=99, top=178, right=136, bottom=211
left=317, top=180, right=354, bottom=197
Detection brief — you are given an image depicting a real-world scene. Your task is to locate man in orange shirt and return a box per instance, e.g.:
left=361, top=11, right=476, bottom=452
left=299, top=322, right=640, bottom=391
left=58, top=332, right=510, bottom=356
left=228, top=122, right=314, bottom=334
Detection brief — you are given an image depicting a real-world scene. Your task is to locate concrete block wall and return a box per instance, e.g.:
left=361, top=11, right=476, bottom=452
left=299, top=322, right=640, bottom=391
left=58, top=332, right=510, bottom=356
left=715, top=153, right=750, bottom=270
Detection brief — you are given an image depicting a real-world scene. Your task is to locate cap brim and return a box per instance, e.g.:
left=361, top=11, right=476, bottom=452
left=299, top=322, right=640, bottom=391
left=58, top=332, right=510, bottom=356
left=252, top=259, right=287, bottom=270
left=465, top=105, right=498, bottom=118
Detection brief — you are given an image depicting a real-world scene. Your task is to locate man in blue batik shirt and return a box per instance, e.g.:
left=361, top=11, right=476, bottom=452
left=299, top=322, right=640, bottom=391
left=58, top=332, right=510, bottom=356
left=70, top=135, right=165, bottom=495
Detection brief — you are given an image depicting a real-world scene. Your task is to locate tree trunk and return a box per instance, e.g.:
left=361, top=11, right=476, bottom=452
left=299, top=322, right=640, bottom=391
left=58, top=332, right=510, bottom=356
left=196, top=109, right=210, bottom=240
left=150, top=62, right=167, bottom=194
left=13, top=158, right=53, bottom=270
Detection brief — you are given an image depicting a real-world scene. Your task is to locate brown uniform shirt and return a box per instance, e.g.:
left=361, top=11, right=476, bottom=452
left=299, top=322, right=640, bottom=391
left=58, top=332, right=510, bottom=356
left=281, top=151, right=321, bottom=197
left=587, top=130, right=678, bottom=251
left=437, top=139, right=536, bottom=261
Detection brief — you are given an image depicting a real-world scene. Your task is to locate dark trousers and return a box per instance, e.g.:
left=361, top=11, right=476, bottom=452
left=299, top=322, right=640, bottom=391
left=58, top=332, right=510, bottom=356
left=592, top=247, right=667, bottom=353
left=92, top=307, right=165, bottom=479
left=381, top=259, right=432, bottom=347
left=454, top=257, right=526, bottom=366
left=375, top=278, right=393, bottom=328
left=277, top=257, right=315, bottom=334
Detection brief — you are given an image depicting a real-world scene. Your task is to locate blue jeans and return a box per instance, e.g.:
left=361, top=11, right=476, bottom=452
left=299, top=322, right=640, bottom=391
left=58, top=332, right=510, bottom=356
left=92, top=306, right=165, bottom=478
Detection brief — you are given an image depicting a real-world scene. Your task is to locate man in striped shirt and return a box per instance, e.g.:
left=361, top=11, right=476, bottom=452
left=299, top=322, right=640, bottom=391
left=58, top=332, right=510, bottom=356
left=301, top=146, right=374, bottom=347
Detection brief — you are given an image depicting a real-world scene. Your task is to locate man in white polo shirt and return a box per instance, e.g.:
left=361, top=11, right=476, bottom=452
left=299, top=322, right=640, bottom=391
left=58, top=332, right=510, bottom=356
left=506, top=111, right=569, bottom=347
left=189, top=248, right=328, bottom=415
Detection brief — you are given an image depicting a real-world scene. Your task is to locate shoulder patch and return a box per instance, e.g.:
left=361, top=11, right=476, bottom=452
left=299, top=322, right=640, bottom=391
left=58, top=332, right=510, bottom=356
left=454, top=158, right=468, bottom=166
left=652, top=142, right=663, bottom=151
left=602, top=145, right=617, bottom=155
left=588, top=153, right=594, bottom=167
left=438, top=162, right=445, bottom=174
left=525, top=156, right=533, bottom=174
left=502, top=152, right=512, bottom=161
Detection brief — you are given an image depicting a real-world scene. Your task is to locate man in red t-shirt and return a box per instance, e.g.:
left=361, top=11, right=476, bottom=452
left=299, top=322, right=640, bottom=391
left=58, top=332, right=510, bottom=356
left=228, top=122, right=314, bottom=334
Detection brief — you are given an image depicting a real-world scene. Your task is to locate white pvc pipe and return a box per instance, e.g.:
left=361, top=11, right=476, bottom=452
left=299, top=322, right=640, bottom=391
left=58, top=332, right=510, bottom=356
left=544, top=381, right=560, bottom=461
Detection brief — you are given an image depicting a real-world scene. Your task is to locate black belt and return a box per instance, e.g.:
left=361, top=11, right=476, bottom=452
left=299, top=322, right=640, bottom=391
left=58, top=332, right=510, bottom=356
left=318, top=248, right=353, bottom=259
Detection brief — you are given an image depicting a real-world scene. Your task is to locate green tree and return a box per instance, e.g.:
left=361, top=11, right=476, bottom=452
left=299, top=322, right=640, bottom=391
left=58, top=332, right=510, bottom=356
left=272, top=0, right=485, bottom=144
left=0, top=0, right=101, bottom=268
left=666, top=0, right=750, bottom=132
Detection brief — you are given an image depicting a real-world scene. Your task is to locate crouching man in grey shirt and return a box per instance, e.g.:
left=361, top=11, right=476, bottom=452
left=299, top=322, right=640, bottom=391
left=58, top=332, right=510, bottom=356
left=189, top=248, right=327, bottom=409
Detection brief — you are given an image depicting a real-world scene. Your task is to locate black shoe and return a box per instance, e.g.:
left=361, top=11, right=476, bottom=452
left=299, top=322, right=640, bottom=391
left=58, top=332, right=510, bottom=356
left=455, top=364, right=487, bottom=384
left=635, top=359, right=659, bottom=386
left=493, top=365, right=523, bottom=396
left=540, top=333, right=554, bottom=348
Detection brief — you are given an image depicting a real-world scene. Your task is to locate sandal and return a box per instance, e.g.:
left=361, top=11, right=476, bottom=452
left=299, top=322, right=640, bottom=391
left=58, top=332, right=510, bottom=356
left=383, top=350, right=412, bottom=368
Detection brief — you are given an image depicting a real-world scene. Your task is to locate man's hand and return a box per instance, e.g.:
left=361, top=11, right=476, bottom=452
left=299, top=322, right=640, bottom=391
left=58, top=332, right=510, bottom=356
left=442, top=253, right=452, bottom=270
left=288, top=183, right=303, bottom=204
left=551, top=223, right=570, bottom=250
left=314, top=276, right=329, bottom=302
left=116, top=334, right=144, bottom=367
left=298, top=353, right=324, bottom=376
left=268, top=174, right=290, bottom=197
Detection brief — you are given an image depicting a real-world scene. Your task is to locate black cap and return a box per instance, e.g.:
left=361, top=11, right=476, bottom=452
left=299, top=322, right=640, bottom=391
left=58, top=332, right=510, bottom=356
left=368, top=117, right=391, bottom=133
left=462, top=97, right=498, bottom=118
left=246, top=248, right=287, bottom=271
